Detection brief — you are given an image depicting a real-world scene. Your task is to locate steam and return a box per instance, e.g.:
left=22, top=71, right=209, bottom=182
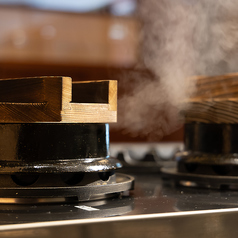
left=115, top=0, right=238, bottom=140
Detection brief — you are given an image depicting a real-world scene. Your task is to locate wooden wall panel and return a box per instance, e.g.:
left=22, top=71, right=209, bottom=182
left=0, top=7, right=139, bottom=67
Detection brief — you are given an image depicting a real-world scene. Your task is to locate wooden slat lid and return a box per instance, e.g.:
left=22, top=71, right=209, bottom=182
left=0, top=76, right=117, bottom=123
left=184, top=73, right=238, bottom=124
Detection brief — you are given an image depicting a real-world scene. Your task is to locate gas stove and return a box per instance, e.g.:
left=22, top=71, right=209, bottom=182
left=1, top=75, right=238, bottom=238
left=1, top=142, right=238, bottom=238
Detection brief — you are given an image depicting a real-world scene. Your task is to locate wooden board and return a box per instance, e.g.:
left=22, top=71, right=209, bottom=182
left=184, top=73, right=238, bottom=124
left=0, top=76, right=117, bottom=123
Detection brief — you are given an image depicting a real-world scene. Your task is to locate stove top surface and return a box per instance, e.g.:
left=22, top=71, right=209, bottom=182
left=1, top=143, right=238, bottom=238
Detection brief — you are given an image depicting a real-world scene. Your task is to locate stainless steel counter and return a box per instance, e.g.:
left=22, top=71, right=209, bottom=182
left=1, top=143, right=238, bottom=237
left=1, top=172, right=238, bottom=237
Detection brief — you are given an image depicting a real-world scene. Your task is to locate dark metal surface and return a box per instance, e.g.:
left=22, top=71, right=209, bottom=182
left=0, top=123, right=118, bottom=173
left=185, top=123, right=237, bottom=154
left=0, top=124, right=136, bottom=202
left=180, top=123, right=238, bottom=172
left=0, top=173, right=134, bottom=200
left=185, top=123, right=238, bottom=154
left=0, top=157, right=122, bottom=174
left=173, top=123, right=238, bottom=178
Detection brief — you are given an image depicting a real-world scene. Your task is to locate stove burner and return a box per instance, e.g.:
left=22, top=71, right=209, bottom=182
left=162, top=74, right=238, bottom=189
left=0, top=77, right=134, bottom=202
left=0, top=123, right=119, bottom=173
left=0, top=123, right=133, bottom=202
left=178, top=123, right=238, bottom=177
left=162, top=123, right=238, bottom=189
left=0, top=173, right=134, bottom=203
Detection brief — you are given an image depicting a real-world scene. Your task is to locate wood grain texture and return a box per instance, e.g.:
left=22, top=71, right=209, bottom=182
left=62, top=80, right=117, bottom=123
left=184, top=73, right=238, bottom=123
left=0, top=76, right=117, bottom=123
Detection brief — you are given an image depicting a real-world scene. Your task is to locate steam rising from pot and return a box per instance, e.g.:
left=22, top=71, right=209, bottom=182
left=116, top=0, right=238, bottom=140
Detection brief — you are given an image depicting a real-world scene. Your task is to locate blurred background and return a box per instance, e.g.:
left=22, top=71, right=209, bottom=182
left=0, top=0, right=183, bottom=142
